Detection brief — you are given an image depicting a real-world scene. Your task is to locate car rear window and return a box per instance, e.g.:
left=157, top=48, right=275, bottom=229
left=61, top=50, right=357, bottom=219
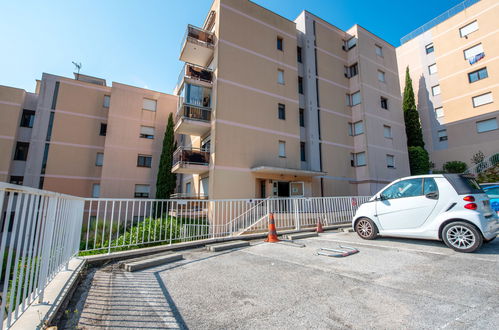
left=444, top=174, right=484, bottom=194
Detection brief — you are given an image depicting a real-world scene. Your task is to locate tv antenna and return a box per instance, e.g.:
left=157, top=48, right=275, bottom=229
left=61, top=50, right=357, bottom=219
left=72, top=61, right=82, bottom=80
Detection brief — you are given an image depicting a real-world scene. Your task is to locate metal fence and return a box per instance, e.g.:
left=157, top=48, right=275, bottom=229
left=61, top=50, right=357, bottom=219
left=0, top=183, right=84, bottom=329
left=465, top=153, right=499, bottom=176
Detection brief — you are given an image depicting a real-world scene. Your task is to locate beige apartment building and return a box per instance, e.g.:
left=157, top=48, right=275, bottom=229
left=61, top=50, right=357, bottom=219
left=173, top=0, right=409, bottom=199
left=397, top=0, right=499, bottom=170
left=0, top=73, right=177, bottom=198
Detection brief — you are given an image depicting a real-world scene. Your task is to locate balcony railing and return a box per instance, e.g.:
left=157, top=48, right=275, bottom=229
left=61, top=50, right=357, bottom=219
left=177, top=63, right=213, bottom=90
left=176, top=104, right=211, bottom=123
left=173, top=147, right=210, bottom=167
left=181, top=25, right=215, bottom=51
left=169, top=193, right=209, bottom=200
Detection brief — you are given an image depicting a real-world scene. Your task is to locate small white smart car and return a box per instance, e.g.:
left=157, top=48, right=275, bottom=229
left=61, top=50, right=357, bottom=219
left=352, top=174, right=499, bottom=253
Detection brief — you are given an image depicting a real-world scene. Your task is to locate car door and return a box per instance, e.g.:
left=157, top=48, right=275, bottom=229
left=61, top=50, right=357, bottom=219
left=375, top=178, right=439, bottom=230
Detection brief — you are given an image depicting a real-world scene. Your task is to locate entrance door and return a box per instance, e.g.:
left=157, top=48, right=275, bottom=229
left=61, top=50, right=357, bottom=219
left=277, top=181, right=290, bottom=197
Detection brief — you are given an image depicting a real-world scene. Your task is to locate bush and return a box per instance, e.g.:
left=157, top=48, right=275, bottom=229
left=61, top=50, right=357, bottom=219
left=408, top=146, right=430, bottom=175
left=471, top=150, right=485, bottom=165
left=443, top=161, right=468, bottom=173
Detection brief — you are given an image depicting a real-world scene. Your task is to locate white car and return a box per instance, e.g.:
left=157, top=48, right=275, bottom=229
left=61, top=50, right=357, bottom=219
left=352, top=174, right=499, bottom=253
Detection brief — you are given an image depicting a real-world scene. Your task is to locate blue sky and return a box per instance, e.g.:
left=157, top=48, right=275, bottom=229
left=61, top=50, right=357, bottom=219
left=0, top=0, right=464, bottom=94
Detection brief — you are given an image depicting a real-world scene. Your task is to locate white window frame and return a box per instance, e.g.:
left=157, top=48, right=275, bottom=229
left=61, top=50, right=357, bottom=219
left=438, top=129, right=448, bottom=141
left=290, top=182, right=304, bottom=197
left=425, top=43, right=434, bottom=54
left=134, top=184, right=150, bottom=198
left=463, top=43, right=484, bottom=60
left=278, top=140, right=286, bottom=157
left=277, top=69, right=285, bottom=85
left=428, top=64, right=437, bottom=75
left=472, top=92, right=493, bottom=107
left=140, top=125, right=155, bottom=139
left=476, top=118, right=498, bottom=133
left=432, top=85, right=441, bottom=96
left=95, top=152, right=104, bottom=166
left=459, top=20, right=478, bottom=38
left=435, top=107, right=444, bottom=118
left=386, top=155, right=395, bottom=168
left=143, top=98, right=157, bottom=112
left=383, top=125, right=392, bottom=138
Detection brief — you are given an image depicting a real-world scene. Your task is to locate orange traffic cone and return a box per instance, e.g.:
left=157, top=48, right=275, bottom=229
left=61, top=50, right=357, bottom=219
left=316, top=219, right=324, bottom=233
left=264, top=213, right=280, bottom=243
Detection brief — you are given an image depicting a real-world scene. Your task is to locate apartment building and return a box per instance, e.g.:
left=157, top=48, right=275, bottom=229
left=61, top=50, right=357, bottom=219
left=0, top=73, right=177, bottom=198
left=397, top=0, right=499, bottom=170
left=173, top=0, right=409, bottom=199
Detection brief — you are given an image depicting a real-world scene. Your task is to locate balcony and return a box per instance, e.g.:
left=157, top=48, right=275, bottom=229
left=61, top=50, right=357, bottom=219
left=172, top=146, right=210, bottom=174
left=180, top=25, right=215, bottom=67
left=175, top=104, right=211, bottom=136
left=177, top=63, right=213, bottom=92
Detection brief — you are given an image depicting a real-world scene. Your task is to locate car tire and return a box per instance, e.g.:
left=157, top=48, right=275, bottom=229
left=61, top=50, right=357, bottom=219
left=483, top=236, right=496, bottom=244
left=442, top=221, right=483, bottom=253
left=355, top=217, right=378, bottom=240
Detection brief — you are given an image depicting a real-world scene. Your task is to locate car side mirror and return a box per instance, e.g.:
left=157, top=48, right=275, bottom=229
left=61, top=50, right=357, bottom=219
left=425, top=192, right=439, bottom=200
left=376, top=195, right=387, bottom=201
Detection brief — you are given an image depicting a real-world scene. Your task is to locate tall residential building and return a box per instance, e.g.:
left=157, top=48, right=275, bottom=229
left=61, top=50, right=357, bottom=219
left=0, top=73, right=177, bottom=198
left=173, top=0, right=409, bottom=199
left=397, top=0, right=498, bottom=170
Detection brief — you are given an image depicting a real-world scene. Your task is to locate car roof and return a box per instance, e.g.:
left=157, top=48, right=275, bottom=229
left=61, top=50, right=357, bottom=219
left=395, top=174, right=444, bottom=181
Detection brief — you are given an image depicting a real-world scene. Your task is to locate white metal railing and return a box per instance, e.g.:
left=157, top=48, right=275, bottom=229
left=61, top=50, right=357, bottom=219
left=465, top=153, right=499, bottom=175
left=0, top=183, right=84, bottom=329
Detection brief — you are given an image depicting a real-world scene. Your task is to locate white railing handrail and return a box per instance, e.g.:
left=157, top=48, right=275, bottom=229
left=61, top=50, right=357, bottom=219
left=0, top=182, right=85, bottom=200
left=465, top=153, right=499, bottom=175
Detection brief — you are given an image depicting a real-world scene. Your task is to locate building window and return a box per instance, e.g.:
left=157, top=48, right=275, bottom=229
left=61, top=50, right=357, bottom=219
left=140, top=126, right=155, bottom=139
left=299, top=108, right=305, bottom=127
left=345, top=63, right=358, bottom=78
left=435, top=107, right=444, bottom=118
left=378, top=70, right=386, bottom=82
left=103, top=95, right=110, bottom=108
left=14, top=142, right=29, bottom=161
left=438, top=129, right=448, bottom=141
left=468, top=67, right=488, bottom=83
left=92, top=184, right=100, bottom=198
left=375, top=44, right=383, bottom=57
left=137, top=155, right=152, bottom=168
left=386, top=155, right=395, bottom=168
left=99, top=123, right=107, bottom=136
left=346, top=91, right=361, bottom=106
left=278, top=141, right=286, bottom=158
left=20, top=110, right=35, bottom=128
left=428, top=64, right=438, bottom=75
left=383, top=125, right=392, bottom=138
left=300, top=142, right=306, bottom=161
left=476, top=118, right=497, bottom=133
left=277, top=37, right=283, bottom=51
left=425, top=43, right=434, bottom=54
left=143, top=98, right=157, bottom=111
left=472, top=92, right=493, bottom=107
left=344, top=37, right=357, bottom=51
left=380, top=97, right=388, bottom=110
left=297, top=46, right=302, bottom=63
left=134, top=184, right=150, bottom=198
left=463, top=43, right=484, bottom=61
left=277, top=69, right=285, bottom=85
left=351, top=152, right=366, bottom=167
left=96, top=152, right=104, bottom=166
left=185, top=182, right=192, bottom=194
left=278, top=103, right=286, bottom=120
left=9, top=176, right=23, bottom=185
left=459, top=20, right=478, bottom=38
left=431, top=85, right=441, bottom=96
left=348, top=121, right=364, bottom=136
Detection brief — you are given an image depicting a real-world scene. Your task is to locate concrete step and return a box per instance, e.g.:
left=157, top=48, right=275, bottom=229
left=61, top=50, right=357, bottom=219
left=284, top=232, right=318, bottom=240
left=206, top=240, right=250, bottom=252
left=124, top=253, right=183, bottom=272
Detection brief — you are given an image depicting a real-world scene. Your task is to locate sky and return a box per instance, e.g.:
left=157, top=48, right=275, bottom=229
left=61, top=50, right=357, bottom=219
left=0, top=0, right=465, bottom=94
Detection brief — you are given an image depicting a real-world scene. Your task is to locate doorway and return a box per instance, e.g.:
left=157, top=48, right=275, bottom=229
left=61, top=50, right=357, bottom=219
left=277, top=181, right=290, bottom=197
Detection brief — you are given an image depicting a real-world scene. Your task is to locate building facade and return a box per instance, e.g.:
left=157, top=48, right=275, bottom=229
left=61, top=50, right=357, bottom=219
left=0, top=73, right=177, bottom=198
left=173, top=0, right=409, bottom=199
left=396, top=0, right=499, bottom=170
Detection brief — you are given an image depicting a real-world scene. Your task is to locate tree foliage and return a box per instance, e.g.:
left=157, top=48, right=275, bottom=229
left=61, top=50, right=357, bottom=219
left=156, top=113, right=177, bottom=199
left=442, top=161, right=468, bottom=174
left=402, top=67, right=425, bottom=148
left=408, top=146, right=430, bottom=175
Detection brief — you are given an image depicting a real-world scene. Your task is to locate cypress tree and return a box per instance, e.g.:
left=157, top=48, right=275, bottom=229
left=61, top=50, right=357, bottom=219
left=156, top=113, right=177, bottom=199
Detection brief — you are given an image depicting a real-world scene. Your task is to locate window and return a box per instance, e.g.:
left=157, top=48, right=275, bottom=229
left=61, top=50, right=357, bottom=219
left=468, top=67, right=488, bottom=83
left=428, top=64, right=438, bottom=75
left=278, top=141, right=286, bottom=157
left=344, top=37, right=357, bottom=50
left=95, top=152, right=104, bottom=166
left=143, top=98, right=157, bottom=111
left=438, top=129, right=448, bottom=141
left=300, top=142, right=306, bottom=161
left=476, top=118, right=498, bottom=133
left=103, top=95, right=110, bottom=108
left=431, top=85, right=441, bottom=96
left=380, top=97, right=388, bottom=110
left=425, top=43, right=434, bottom=54
left=278, top=103, right=286, bottom=120
left=463, top=44, right=484, bottom=60
left=435, top=107, right=444, bottom=118
left=459, top=20, right=478, bottom=38
left=346, top=91, right=361, bottom=106
left=20, top=110, right=35, bottom=128
left=140, top=126, right=155, bottom=139
left=378, top=70, right=386, bottom=82
left=472, top=92, right=493, bottom=107
left=9, top=176, right=23, bottom=185
left=386, top=155, right=395, bottom=168
left=381, top=178, right=423, bottom=200
left=383, top=125, right=392, bottom=138
left=297, top=46, right=302, bottom=63
left=299, top=108, right=305, bottom=127
left=185, top=182, right=192, bottom=194
left=92, top=184, right=100, bottom=198
left=298, top=76, right=304, bottom=94
left=351, top=152, right=366, bottom=167
left=375, top=45, right=383, bottom=57
left=99, top=123, right=107, bottom=136
left=134, top=184, right=150, bottom=198
left=348, top=121, right=364, bottom=136
left=277, top=37, right=283, bottom=51
left=277, top=69, right=285, bottom=84
left=14, top=142, right=29, bottom=161
left=137, top=155, right=152, bottom=168
left=345, top=63, right=358, bottom=78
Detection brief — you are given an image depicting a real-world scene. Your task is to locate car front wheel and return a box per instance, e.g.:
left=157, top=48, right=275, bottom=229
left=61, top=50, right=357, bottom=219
left=355, top=217, right=378, bottom=240
left=442, top=221, right=483, bottom=253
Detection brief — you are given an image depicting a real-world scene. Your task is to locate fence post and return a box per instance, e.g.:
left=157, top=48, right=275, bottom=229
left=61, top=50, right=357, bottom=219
left=294, top=199, right=300, bottom=230
left=38, top=196, right=58, bottom=304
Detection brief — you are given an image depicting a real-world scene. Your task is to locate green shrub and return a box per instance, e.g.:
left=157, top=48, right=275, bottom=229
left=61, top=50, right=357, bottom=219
left=443, top=161, right=468, bottom=173
left=408, top=146, right=430, bottom=175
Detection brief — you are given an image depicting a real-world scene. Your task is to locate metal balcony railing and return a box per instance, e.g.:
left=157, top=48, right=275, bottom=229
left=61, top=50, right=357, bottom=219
left=169, top=193, right=209, bottom=200
left=176, top=104, right=212, bottom=123
left=172, top=147, right=210, bottom=167
left=180, top=24, right=215, bottom=51
left=177, top=63, right=213, bottom=90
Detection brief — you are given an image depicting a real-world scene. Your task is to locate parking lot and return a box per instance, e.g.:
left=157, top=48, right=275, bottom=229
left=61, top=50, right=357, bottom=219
left=66, top=232, right=499, bottom=329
